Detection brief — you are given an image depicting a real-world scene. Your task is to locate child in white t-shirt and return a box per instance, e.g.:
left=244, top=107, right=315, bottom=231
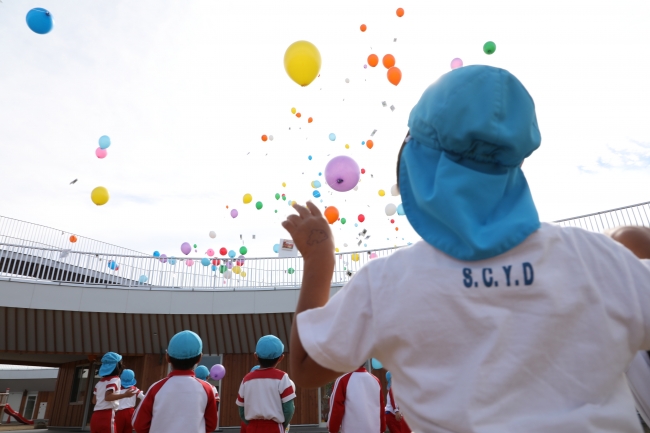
left=91, top=352, right=136, bottom=433
left=282, top=65, right=650, bottom=433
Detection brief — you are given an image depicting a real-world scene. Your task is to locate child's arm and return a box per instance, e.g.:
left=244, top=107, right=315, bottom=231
left=282, top=203, right=344, bottom=387
left=104, top=388, right=136, bottom=401
left=282, top=399, right=295, bottom=429
left=238, top=406, right=247, bottom=424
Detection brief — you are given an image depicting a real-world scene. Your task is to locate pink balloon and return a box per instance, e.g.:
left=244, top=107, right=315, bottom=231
left=159, top=254, right=168, bottom=263
left=181, top=242, right=191, bottom=255
left=230, top=209, right=239, bottom=218
left=210, top=364, right=226, bottom=380
left=185, top=259, right=194, bottom=267
left=206, top=249, right=215, bottom=257
left=325, top=156, right=360, bottom=192
left=96, top=148, right=107, bottom=159
left=370, top=252, right=378, bottom=259
left=451, top=58, right=463, bottom=70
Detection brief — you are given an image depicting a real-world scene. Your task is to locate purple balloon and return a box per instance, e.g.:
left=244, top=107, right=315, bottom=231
left=230, top=209, right=239, bottom=218
left=159, top=254, right=168, bottom=264
left=227, top=260, right=233, bottom=269
left=210, top=364, right=226, bottom=380
left=325, top=155, right=361, bottom=192
left=181, top=242, right=191, bottom=255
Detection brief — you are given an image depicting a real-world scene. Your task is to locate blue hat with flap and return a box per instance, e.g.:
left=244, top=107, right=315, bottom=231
left=400, top=65, right=541, bottom=261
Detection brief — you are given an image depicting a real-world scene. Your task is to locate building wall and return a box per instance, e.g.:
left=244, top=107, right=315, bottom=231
left=220, top=353, right=319, bottom=427
left=34, top=390, right=54, bottom=420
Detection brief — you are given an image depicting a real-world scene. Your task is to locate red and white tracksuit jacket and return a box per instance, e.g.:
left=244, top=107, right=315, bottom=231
left=328, top=367, right=385, bottom=433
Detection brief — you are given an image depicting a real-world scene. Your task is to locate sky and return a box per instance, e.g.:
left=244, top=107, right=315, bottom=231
left=0, top=0, right=649, bottom=257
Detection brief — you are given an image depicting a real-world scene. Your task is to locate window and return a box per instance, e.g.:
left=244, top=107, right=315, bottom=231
left=23, top=396, right=36, bottom=420
left=70, top=366, right=89, bottom=403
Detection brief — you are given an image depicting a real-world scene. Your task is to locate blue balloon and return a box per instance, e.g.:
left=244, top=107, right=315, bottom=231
left=273, top=244, right=280, bottom=253
left=312, top=180, right=321, bottom=188
left=313, top=190, right=321, bottom=198
left=228, top=250, right=236, bottom=258
left=138, top=275, right=148, bottom=284
left=354, top=223, right=358, bottom=227
left=371, top=358, right=383, bottom=369
left=362, top=141, right=365, bottom=145
left=397, top=203, right=405, bottom=215
left=168, top=257, right=177, bottom=265
left=153, top=251, right=160, bottom=257
left=318, top=172, right=322, bottom=176
left=308, top=155, right=313, bottom=160
left=211, top=265, right=217, bottom=271
left=201, top=258, right=210, bottom=266
left=26, top=8, right=54, bottom=35
left=107, top=260, right=118, bottom=270
left=329, top=133, right=336, bottom=141
left=98, top=135, right=111, bottom=149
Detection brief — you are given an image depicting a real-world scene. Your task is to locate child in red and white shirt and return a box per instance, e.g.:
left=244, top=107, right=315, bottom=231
left=132, top=331, right=217, bottom=433
left=114, top=369, right=144, bottom=433
left=91, top=352, right=136, bottom=433
left=236, top=335, right=296, bottom=433
left=384, top=371, right=411, bottom=433
left=327, top=365, right=385, bottom=433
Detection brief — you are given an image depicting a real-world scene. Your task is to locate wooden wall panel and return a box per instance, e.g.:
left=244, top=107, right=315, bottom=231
left=34, top=391, right=52, bottom=420
left=49, top=359, right=87, bottom=427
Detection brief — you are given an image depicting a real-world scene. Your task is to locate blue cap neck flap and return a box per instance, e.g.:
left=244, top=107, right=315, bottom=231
left=401, top=65, right=541, bottom=261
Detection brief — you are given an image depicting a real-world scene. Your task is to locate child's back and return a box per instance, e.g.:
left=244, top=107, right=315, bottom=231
left=328, top=366, right=384, bottom=433
left=299, top=223, right=650, bottom=432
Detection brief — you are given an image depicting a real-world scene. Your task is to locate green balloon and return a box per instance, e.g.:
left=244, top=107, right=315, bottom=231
left=193, top=244, right=197, bottom=248
left=483, top=41, right=496, bottom=55
left=341, top=218, right=346, bottom=225
left=282, top=196, right=287, bottom=201
left=274, top=210, right=278, bottom=213
left=275, top=193, right=280, bottom=200
left=256, top=201, right=263, bottom=210
left=219, top=265, right=227, bottom=273
left=239, top=246, right=248, bottom=255
left=287, top=267, right=295, bottom=275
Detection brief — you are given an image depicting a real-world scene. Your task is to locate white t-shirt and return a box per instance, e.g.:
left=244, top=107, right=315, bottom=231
left=117, top=386, right=144, bottom=410
left=297, top=223, right=650, bottom=433
left=94, top=376, right=121, bottom=411
left=236, top=368, right=296, bottom=424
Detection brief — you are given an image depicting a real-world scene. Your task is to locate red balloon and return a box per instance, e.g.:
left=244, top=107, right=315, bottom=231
left=361, top=168, right=366, bottom=174
left=219, top=247, right=227, bottom=256
left=391, top=219, right=395, bottom=224
left=358, top=214, right=365, bottom=223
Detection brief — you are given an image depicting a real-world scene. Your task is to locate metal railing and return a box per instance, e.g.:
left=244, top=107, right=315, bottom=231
left=0, top=200, right=648, bottom=290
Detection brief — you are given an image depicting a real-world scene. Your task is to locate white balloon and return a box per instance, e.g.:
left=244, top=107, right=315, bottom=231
left=269, top=135, right=274, bottom=141
left=343, top=243, right=348, bottom=247
left=345, top=78, right=350, bottom=83
left=224, top=270, right=232, bottom=279
left=209, top=231, right=216, bottom=239
left=385, top=203, right=397, bottom=216
left=353, top=185, right=359, bottom=191
left=391, top=184, right=400, bottom=196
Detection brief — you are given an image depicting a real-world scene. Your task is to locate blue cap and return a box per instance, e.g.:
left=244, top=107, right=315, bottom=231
left=167, top=330, right=203, bottom=360
left=250, top=365, right=261, bottom=372
left=401, top=65, right=540, bottom=261
left=256, top=335, right=284, bottom=360
left=99, top=352, right=122, bottom=377
left=120, top=369, right=136, bottom=387
left=195, top=365, right=210, bottom=380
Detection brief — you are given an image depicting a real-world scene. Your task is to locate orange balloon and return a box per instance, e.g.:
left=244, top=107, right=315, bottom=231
left=382, top=54, right=396, bottom=69
left=395, top=227, right=399, bottom=231
left=360, top=24, right=367, bottom=32
left=261, top=135, right=268, bottom=142
left=366, top=140, right=374, bottom=149
left=69, top=235, right=77, bottom=243
left=308, top=117, right=313, bottom=123
left=396, top=8, right=404, bottom=17
left=367, top=54, right=379, bottom=67
left=296, top=113, right=302, bottom=118
left=387, top=67, right=402, bottom=86
left=324, top=206, right=339, bottom=224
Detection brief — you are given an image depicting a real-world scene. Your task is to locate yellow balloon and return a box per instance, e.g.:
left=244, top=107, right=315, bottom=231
left=243, top=193, right=252, bottom=204
left=284, top=41, right=321, bottom=87
left=345, top=144, right=350, bottom=149
left=291, top=107, right=296, bottom=114
left=291, top=200, right=297, bottom=206
left=282, top=182, right=286, bottom=187
left=378, top=190, right=385, bottom=197
left=233, top=266, right=241, bottom=275
left=335, top=248, right=339, bottom=253
left=91, top=187, right=109, bottom=206
left=351, top=253, right=360, bottom=262
left=240, top=271, right=247, bottom=278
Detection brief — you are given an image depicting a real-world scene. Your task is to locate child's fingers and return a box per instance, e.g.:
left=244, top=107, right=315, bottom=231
left=287, top=214, right=302, bottom=226
left=281, top=220, right=296, bottom=234
left=292, top=203, right=311, bottom=219
left=306, top=201, right=322, bottom=217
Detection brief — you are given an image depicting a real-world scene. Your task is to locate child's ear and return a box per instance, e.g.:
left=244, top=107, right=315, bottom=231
left=254, top=353, right=259, bottom=362
left=165, top=353, right=171, bottom=364
left=196, top=354, right=203, bottom=365
left=277, top=354, right=285, bottom=365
